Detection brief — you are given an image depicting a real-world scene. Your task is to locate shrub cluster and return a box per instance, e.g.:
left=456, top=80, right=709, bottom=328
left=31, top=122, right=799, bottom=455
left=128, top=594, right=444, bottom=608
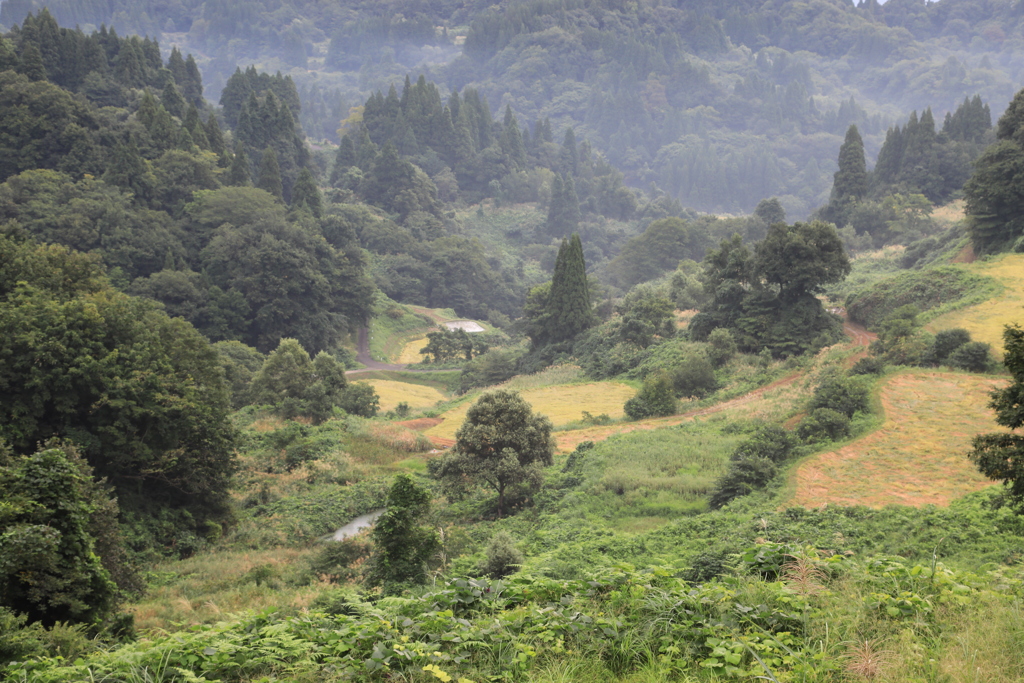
left=709, top=426, right=798, bottom=509
left=868, top=305, right=992, bottom=373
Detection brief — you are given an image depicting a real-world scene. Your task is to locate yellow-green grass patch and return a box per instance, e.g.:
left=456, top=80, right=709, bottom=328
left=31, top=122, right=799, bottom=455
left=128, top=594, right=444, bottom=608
left=788, top=370, right=1004, bottom=509
left=425, top=382, right=636, bottom=441
left=931, top=198, right=965, bottom=226
left=925, top=253, right=1024, bottom=354
left=129, top=547, right=327, bottom=633
left=501, top=364, right=588, bottom=391
left=555, top=370, right=807, bottom=452
left=397, top=337, right=430, bottom=364
left=357, top=378, right=445, bottom=412
left=392, top=457, right=429, bottom=471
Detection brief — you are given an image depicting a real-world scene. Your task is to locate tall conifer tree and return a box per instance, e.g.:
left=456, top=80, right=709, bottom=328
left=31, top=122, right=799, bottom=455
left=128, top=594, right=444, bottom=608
left=228, top=144, right=251, bottom=186
left=547, top=173, right=565, bottom=237
left=831, top=124, right=868, bottom=203
left=256, top=147, right=283, bottom=199
left=501, top=106, right=526, bottom=169
left=562, top=175, right=581, bottom=232
left=183, top=54, right=204, bottom=105
left=18, top=42, right=47, bottom=81
left=291, top=167, right=323, bottom=217
left=331, top=135, right=356, bottom=184
left=204, top=114, right=226, bottom=155
left=560, top=128, right=578, bottom=176
left=545, top=233, right=593, bottom=343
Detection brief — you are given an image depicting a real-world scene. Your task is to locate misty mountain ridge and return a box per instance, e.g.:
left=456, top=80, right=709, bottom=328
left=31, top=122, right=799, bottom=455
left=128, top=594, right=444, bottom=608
left=2, top=0, right=1020, bottom=217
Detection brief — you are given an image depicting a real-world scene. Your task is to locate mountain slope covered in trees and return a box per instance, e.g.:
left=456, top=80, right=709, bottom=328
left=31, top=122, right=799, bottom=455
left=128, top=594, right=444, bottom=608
left=2, top=0, right=1020, bottom=216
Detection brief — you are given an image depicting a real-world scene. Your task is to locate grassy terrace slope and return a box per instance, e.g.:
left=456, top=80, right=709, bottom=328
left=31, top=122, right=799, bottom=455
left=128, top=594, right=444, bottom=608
left=926, top=253, right=1024, bottom=353
left=366, top=301, right=480, bottom=364
left=789, top=370, right=1004, bottom=508
left=425, top=382, right=637, bottom=441
left=554, top=371, right=804, bottom=452
left=352, top=379, right=446, bottom=412
left=397, top=337, right=430, bottom=363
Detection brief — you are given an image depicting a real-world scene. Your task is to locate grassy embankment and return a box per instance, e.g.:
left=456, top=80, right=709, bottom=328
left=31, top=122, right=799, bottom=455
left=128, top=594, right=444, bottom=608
left=366, top=297, right=477, bottom=364
left=925, top=252, right=1024, bottom=352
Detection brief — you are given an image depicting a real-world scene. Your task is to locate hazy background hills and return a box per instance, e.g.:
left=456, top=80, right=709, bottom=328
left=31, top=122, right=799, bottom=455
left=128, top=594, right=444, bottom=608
left=3, top=0, right=1021, bottom=217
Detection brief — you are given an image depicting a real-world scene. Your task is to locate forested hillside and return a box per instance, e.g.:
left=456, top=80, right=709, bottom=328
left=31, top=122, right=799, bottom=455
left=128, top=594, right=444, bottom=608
left=9, top=2, right=1024, bottom=682
left=2, top=0, right=1020, bottom=215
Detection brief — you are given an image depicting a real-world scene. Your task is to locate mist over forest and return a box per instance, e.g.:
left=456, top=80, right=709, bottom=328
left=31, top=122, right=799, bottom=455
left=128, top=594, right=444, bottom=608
left=9, top=1, right=1024, bottom=681
left=3, top=0, right=1022, bottom=216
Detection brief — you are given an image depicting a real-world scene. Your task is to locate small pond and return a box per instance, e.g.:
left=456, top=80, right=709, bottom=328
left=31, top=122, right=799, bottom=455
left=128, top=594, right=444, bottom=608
left=332, top=509, right=385, bottom=541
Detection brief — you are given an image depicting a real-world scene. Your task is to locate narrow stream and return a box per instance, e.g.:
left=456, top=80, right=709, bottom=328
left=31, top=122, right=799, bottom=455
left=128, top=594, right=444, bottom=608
left=331, top=509, right=385, bottom=541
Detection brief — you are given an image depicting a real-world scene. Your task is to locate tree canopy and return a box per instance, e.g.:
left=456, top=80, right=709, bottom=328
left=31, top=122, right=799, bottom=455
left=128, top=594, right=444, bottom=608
left=429, top=390, right=554, bottom=517
left=0, top=233, right=237, bottom=542
left=968, top=325, right=1024, bottom=501
left=691, top=221, right=849, bottom=356
left=964, top=87, right=1024, bottom=253
left=0, top=443, right=120, bottom=626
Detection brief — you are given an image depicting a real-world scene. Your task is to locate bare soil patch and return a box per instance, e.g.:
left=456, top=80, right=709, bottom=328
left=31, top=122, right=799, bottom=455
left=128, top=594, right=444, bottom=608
left=397, top=417, right=444, bottom=431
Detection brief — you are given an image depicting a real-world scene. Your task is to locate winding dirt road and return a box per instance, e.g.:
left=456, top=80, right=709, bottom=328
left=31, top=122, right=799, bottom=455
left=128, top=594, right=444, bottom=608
left=346, top=327, right=407, bottom=375
left=377, top=317, right=879, bottom=452
left=345, top=327, right=460, bottom=376
left=554, top=319, right=877, bottom=452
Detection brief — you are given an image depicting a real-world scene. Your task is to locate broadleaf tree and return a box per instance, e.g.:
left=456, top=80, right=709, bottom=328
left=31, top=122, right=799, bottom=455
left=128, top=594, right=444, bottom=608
left=429, top=390, right=554, bottom=517
left=967, top=324, right=1024, bottom=501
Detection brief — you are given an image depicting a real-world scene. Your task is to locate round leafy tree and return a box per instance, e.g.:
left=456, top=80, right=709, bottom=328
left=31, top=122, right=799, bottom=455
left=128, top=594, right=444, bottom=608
left=429, top=390, right=554, bottom=517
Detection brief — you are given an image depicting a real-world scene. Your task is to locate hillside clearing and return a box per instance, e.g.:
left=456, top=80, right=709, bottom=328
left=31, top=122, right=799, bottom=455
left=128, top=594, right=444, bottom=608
left=925, top=253, right=1024, bottom=354
left=354, top=379, right=446, bottom=412
left=397, top=337, right=429, bottom=364
left=554, top=371, right=805, bottom=452
left=425, top=382, right=636, bottom=441
left=788, top=370, right=1004, bottom=509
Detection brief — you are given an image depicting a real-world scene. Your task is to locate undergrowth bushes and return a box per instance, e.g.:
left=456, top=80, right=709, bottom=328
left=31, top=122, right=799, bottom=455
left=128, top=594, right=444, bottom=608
left=710, top=370, right=872, bottom=509
left=13, top=548, right=1024, bottom=683
left=845, top=265, right=999, bottom=328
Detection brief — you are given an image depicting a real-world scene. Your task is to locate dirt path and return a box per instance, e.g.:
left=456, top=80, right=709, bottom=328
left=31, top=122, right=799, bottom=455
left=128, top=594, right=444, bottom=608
left=554, top=320, right=874, bottom=452
left=364, top=316, right=875, bottom=452
left=843, top=320, right=876, bottom=348
left=554, top=370, right=804, bottom=451
left=396, top=417, right=456, bottom=448
left=841, top=320, right=877, bottom=367
left=347, top=327, right=407, bottom=374
left=346, top=327, right=459, bottom=376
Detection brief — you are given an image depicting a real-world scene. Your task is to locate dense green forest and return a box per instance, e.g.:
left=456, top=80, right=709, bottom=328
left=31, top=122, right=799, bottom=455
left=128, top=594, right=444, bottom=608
left=2, top=0, right=1021, bottom=215
left=9, top=2, right=1024, bottom=682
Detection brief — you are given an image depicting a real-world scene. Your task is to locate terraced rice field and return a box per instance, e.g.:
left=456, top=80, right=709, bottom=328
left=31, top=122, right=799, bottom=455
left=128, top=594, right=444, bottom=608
left=554, top=371, right=805, bottom=452
left=925, top=253, right=1024, bottom=354
left=425, top=382, right=637, bottom=441
left=789, top=371, right=1005, bottom=509
left=397, top=337, right=430, bottom=364
left=355, top=379, right=446, bottom=412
